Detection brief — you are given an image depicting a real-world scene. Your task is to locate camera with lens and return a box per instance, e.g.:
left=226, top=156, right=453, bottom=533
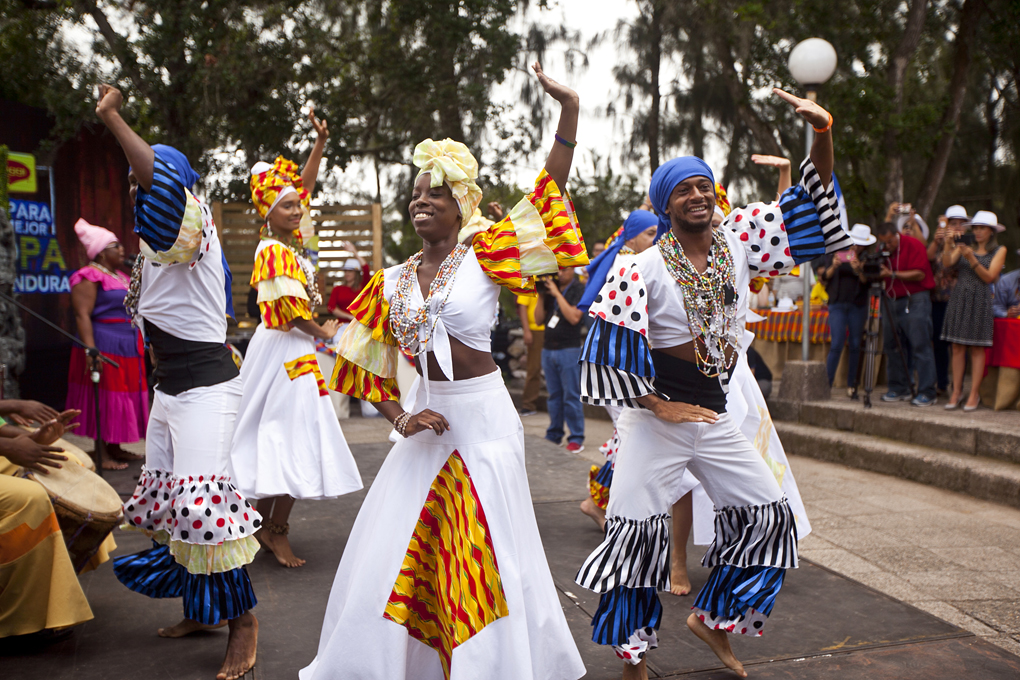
left=861, top=249, right=890, bottom=283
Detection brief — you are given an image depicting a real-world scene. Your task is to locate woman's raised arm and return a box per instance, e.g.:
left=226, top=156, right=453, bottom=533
left=534, top=62, right=579, bottom=193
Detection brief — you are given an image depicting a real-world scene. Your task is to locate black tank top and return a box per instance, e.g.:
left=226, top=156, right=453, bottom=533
left=145, top=319, right=239, bottom=396
left=651, top=349, right=727, bottom=413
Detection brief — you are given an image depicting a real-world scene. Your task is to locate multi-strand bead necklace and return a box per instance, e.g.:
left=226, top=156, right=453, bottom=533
left=389, top=242, right=469, bottom=356
left=657, top=229, right=740, bottom=378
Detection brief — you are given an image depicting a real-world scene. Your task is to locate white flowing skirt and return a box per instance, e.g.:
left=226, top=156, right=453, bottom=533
left=300, top=370, right=585, bottom=680
left=228, top=324, right=362, bottom=500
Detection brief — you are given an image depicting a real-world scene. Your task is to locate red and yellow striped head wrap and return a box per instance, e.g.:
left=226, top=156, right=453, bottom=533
left=412, top=138, right=483, bottom=229
left=715, top=182, right=731, bottom=217
left=250, top=157, right=310, bottom=220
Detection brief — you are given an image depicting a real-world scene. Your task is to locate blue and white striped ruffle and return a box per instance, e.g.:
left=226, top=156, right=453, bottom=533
left=778, top=185, right=827, bottom=263
left=575, top=513, right=671, bottom=593
left=692, top=564, right=785, bottom=636
left=795, top=157, right=852, bottom=254
left=591, top=585, right=663, bottom=646
left=113, top=542, right=257, bottom=625
left=135, top=152, right=189, bottom=253
left=580, top=317, right=656, bottom=408
left=702, top=498, right=799, bottom=570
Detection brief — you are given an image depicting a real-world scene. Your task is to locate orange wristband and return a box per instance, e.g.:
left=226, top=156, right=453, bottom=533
left=812, top=112, right=833, bottom=134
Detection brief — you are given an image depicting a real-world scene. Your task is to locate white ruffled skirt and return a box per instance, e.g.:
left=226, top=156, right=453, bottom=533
left=300, top=370, right=584, bottom=680
left=228, top=324, right=362, bottom=500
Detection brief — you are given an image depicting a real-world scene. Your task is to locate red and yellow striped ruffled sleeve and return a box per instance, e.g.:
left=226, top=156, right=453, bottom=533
left=251, top=243, right=311, bottom=329
left=329, top=269, right=400, bottom=402
left=472, top=169, right=589, bottom=295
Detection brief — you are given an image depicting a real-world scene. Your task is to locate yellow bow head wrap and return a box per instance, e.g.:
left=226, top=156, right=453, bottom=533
left=412, top=138, right=483, bottom=229
left=715, top=182, right=732, bottom=217
left=251, top=156, right=313, bottom=244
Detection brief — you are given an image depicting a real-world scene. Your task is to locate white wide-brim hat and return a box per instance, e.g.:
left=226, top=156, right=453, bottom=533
left=342, top=258, right=361, bottom=271
left=971, top=210, right=1005, bottom=233
left=849, top=223, right=877, bottom=246
left=945, top=204, right=969, bottom=222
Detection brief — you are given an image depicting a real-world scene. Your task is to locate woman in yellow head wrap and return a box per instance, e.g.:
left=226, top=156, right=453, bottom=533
left=228, top=106, right=364, bottom=571
left=302, top=64, right=588, bottom=680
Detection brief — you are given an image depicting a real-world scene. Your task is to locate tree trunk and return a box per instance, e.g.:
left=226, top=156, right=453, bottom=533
left=647, top=2, right=663, bottom=171
left=913, top=0, right=985, bottom=220
left=78, top=0, right=146, bottom=96
left=721, top=121, right=745, bottom=190
left=690, top=38, right=705, bottom=160
left=882, top=0, right=929, bottom=207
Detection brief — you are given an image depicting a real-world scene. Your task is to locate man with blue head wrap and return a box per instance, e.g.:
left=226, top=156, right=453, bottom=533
left=95, top=84, right=259, bottom=680
left=574, top=88, right=852, bottom=680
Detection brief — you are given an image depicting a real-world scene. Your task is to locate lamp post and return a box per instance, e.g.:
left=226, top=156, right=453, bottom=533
left=788, top=38, right=836, bottom=362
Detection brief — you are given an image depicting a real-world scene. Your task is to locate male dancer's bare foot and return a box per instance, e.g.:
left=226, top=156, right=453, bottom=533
left=580, top=498, right=607, bottom=531
left=259, top=531, right=306, bottom=568
left=158, top=618, right=227, bottom=638
left=217, top=612, right=257, bottom=680
left=687, top=613, right=747, bottom=677
left=621, top=658, right=649, bottom=680
left=669, top=555, right=691, bottom=596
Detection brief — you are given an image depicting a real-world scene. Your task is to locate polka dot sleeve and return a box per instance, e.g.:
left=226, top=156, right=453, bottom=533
left=580, top=262, right=657, bottom=408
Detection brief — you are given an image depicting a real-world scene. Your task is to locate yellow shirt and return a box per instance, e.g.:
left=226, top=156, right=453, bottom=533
left=515, top=294, right=545, bottom=331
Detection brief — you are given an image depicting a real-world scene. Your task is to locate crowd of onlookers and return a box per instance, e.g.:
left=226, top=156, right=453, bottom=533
left=813, top=203, right=1018, bottom=410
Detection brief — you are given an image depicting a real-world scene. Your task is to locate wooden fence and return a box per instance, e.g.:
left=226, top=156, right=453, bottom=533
left=213, top=203, right=383, bottom=318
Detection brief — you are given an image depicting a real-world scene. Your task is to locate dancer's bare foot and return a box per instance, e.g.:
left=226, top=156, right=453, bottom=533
left=217, top=612, right=257, bottom=680
left=579, top=498, right=606, bottom=531
left=259, top=531, right=306, bottom=568
left=108, top=443, right=144, bottom=462
left=157, top=618, right=227, bottom=638
left=621, top=658, right=649, bottom=680
left=687, top=613, right=747, bottom=677
left=669, top=555, right=691, bottom=596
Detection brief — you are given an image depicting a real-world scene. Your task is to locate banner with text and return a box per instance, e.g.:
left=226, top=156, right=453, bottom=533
left=10, top=199, right=69, bottom=294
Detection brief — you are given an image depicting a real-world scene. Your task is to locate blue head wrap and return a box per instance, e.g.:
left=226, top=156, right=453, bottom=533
left=149, top=144, right=201, bottom=190
left=648, top=156, right=715, bottom=240
left=579, top=209, right=660, bottom=311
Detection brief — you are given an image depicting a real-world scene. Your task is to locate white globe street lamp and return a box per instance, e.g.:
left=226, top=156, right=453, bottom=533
left=788, top=38, right=836, bottom=362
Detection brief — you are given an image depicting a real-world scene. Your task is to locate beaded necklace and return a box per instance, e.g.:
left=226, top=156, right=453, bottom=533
left=657, top=230, right=739, bottom=378
left=389, top=243, right=470, bottom=356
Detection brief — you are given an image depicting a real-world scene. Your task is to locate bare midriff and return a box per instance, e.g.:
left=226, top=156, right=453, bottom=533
left=415, top=334, right=499, bottom=381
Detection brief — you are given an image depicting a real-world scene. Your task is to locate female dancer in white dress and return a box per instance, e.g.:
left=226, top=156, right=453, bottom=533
left=301, top=63, right=588, bottom=680
left=228, top=109, right=363, bottom=568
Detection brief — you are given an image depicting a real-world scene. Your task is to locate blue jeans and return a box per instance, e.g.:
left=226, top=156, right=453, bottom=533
left=931, top=299, right=950, bottom=391
left=541, top=346, right=584, bottom=445
left=826, top=302, right=866, bottom=387
left=881, top=291, right=936, bottom=399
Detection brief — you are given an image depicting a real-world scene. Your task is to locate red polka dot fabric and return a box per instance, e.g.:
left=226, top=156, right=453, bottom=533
left=123, top=465, right=262, bottom=545
left=612, top=626, right=658, bottom=665
left=588, top=262, right=650, bottom=337
left=722, top=202, right=794, bottom=279
left=691, top=605, right=768, bottom=637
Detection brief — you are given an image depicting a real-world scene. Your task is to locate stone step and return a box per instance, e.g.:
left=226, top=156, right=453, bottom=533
left=776, top=420, right=1020, bottom=509
left=769, top=397, right=1020, bottom=466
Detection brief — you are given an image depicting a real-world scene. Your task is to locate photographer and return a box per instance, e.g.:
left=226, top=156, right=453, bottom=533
left=534, top=266, right=585, bottom=452
left=885, top=201, right=929, bottom=242
left=874, top=221, right=937, bottom=406
left=818, top=224, right=873, bottom=396
left=927, top=206, right=968, bottom=394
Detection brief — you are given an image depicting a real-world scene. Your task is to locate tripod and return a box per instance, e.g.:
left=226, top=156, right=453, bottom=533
left=861, top=282, right=916, bottom=408
left=0, top=290, right=120, bottom=476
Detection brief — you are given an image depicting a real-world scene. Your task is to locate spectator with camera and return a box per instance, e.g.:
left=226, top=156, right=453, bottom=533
left=886, top=201, right=929, bottom=242
left=941, top=211, right=1007, bottom=411
left=927, top=206, right=968, bottom=394
left=818, top=223, right=874, bottom=396
left=534, top=266, right=585, bottom=452
left=874, top=221, right=937, bottom=406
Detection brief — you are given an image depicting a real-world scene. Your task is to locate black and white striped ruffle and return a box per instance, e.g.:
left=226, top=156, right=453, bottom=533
left=575, top=514, right=671, bottom=593
left=580, top=362, right=656, bottom=408
left=701, top=498, right=799, bottom=570
left=798, top=157, right=852, bottom=254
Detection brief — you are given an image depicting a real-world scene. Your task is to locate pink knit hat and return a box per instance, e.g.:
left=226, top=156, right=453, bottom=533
left=74, top=218, right=119, bottom=260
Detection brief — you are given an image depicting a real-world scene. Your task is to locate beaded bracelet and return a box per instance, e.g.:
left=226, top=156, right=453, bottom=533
left=812, top=112, right=833, bottom=134
left=554, top=133, right=577, bottom=149
left=394, top=411, right=412, bottom=438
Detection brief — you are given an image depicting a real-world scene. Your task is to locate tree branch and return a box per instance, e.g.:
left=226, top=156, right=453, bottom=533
left=78, top=0, right=146, bottom=96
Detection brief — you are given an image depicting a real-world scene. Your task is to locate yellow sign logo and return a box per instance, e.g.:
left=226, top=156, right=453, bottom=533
left=6, top=152, right=37, bottom=193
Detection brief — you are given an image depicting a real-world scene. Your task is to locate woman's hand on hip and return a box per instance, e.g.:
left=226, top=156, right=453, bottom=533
left=407, top=409, right=451, bottom=436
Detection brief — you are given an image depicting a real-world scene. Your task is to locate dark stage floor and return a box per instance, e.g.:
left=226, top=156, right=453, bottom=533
left=4, top=436, right=1019, bottom=679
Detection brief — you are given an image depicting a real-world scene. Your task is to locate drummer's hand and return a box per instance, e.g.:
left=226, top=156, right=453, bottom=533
left=31, top=412, right=81, bottom=447
left=5, top=399, right=60, bottom=427
left=2, top=435, right=67, bottom=474
left=406, top=409, right=451, bottom=436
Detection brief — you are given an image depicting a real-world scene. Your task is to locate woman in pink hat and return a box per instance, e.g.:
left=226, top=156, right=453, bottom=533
left=66, top=218, right=149, bottom=469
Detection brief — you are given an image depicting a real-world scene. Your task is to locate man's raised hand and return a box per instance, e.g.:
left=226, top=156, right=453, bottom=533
left=772, top=88, right=831, bottom=130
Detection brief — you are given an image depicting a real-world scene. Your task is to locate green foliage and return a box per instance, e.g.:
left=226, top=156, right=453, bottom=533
left=567, top=153, right=646, bottom=254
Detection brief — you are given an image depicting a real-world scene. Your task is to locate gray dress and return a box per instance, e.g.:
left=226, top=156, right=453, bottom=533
left=941, top=248, right=1001, bottom=346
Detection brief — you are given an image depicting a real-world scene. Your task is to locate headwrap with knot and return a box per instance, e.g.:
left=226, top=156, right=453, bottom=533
left=648, top=156, right=716, bottom=241
left=579, top=209, right=659, bottom=311
left=251, top=156, right=313, bottom=245
left=412, top=138, right=483, bottom=232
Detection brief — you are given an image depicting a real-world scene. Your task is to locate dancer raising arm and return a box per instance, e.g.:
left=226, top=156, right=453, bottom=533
left=300, top=63, right=588, bottom=680
left=228, top=106, right=363, bottom=569
left=95, top=84, right=260, bottom=680
left=574, top=89, right=849, bottom=680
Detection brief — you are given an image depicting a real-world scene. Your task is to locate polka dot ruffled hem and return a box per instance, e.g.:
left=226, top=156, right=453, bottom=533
left=613, top=626, right=658, bottom=665
left=691, top=606, right=768, bottom=637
